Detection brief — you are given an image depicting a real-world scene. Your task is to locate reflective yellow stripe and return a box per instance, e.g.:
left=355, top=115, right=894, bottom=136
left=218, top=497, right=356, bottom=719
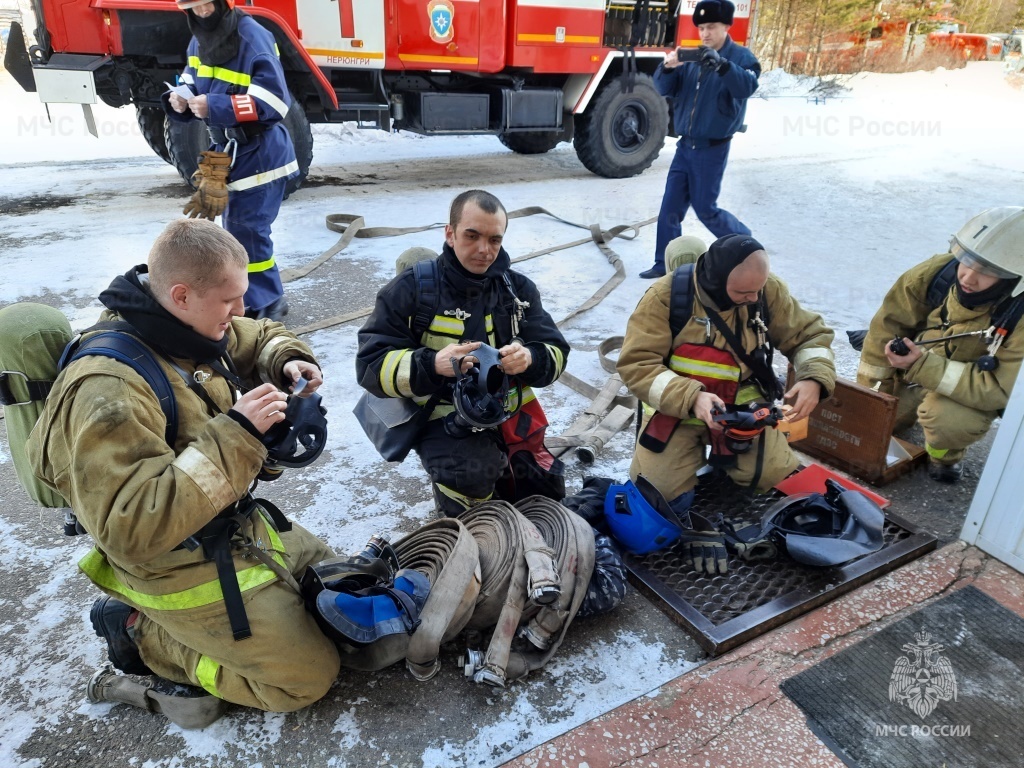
left=380, top=349, right=411, bottom=398
left=735, top=384, right=762, bottom=404
left=79, top=517, right=287, bottom=611
left=188, top=56, right=251, bottom=86
left=428, top=315, right=463, bottom=336
left=926, top=443, right=949, bottom=459
left=485, top=315, right=494, bottom=334
left=670, top=356, right=741, bottom=381
left=247, top=256, right=276, bottom=274
left=80, top=548, right=281, bottom=610
left=196, top=655, right=221, bottom=697
left=546, top=344, right=565, bottom=376
left=434, top=483, right=492, bottom=511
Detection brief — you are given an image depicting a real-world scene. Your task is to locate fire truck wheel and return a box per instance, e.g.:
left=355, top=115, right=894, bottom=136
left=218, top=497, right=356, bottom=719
left=573, top=73, right=667, bottom=178
left=497, top=130, right=564, bottom=155
left=135, top=105, right=172, bottom=166
left=163, top=91, right=313, bottom=199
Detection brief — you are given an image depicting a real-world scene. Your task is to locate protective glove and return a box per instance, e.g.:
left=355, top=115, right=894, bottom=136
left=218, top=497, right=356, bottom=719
left=679, top=512, right=729, bottom=574
left=699, top=45, right=732, bottom=75
left=183, top=150, right=232, bottom=220
left=722, top=520, right=778, bottom=562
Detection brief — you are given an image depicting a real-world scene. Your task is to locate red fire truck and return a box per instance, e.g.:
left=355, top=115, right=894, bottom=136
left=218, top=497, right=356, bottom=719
left=4, top=0, right=756, bottom=190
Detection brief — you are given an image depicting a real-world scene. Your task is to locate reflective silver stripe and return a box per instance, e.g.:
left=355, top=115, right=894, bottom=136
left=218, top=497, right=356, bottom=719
left=257, top=336, right=290, bottom=384
left=226, top=160, right=299, bottom=192
left=246, top=84, right=289, bottom=119
left=793, top=347, right=835, bottom=368
left=857, top=361, right=892, bottom=381
left=647, top=370, right=677, bottom=411
left=172, top=446, right=237, bottom=512
left=936, top=360, right=968, bottom=397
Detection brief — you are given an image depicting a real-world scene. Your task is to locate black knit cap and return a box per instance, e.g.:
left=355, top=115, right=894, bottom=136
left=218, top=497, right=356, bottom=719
left=693, top=0, right=735, bottom=26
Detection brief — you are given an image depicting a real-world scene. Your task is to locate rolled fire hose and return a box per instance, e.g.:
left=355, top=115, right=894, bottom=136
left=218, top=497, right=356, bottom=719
left=458, top=501, right=560, bottom=686
left=392, top=518, right=481, bottom=681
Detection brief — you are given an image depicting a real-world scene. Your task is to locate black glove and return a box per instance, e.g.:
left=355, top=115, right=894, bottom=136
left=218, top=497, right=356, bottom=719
left=679, top=512, right=728, bottom=574
left=699, top=45, right=731, bottom=75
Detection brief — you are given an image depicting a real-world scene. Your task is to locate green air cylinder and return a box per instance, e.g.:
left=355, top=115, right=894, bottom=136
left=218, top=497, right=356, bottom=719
left=0, top=302, right=72, bottom=507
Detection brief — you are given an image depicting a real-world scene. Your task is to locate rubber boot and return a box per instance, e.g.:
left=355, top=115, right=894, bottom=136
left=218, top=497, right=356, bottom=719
left=87, top=667, right=228, bottom=729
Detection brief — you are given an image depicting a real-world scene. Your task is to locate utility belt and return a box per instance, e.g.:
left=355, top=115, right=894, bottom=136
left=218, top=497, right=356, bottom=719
left=681, top=135, right=732, bottom=149
left=178, top=495, right=293, bottom=641
left=208, top=123, right=267, bottom=146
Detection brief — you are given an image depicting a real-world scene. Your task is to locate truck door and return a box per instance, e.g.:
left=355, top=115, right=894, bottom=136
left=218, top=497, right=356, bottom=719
left=297, top=0, right=387, bottom=69
left=393, top=0, right=505, bottom=72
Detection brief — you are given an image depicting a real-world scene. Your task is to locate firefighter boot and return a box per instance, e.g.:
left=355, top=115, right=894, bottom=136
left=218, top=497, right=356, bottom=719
left=928, top=459, right=964, bottom=484
left=87, top=667, right=228, bottom=729
left=90, top=595, right=153, bottom=676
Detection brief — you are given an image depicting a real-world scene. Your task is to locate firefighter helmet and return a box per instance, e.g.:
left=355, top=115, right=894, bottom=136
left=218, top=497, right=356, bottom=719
left=950, top=207, right=1024, bottom=296
left=603, top=476, right=684, bottom=555
left=665, top=235, right=707, bottom=272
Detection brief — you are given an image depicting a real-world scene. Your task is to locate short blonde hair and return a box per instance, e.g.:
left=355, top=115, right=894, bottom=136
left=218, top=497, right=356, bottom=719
left=148, top=219, right=249, bottom=297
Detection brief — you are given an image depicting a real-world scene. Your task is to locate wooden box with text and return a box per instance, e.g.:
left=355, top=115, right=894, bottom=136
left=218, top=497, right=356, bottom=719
left=789, top=377, right=926, bottom=485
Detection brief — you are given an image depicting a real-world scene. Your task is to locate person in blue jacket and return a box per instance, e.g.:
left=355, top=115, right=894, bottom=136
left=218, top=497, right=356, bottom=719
left=164, top=0, right=295, bottom=320
left=639, top=0, right=761, bottom=279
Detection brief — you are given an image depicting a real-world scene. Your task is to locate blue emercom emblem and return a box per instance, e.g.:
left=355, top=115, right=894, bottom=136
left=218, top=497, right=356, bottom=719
left=427, top=0, right=454, bottom=44
left=432, top=8, right=451, bottom=36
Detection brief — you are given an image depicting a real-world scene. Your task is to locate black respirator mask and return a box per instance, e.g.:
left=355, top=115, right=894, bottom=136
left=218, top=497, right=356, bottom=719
left=258, top=378, right=328, bottom=479
left=443, top=343, right=521, bottom=438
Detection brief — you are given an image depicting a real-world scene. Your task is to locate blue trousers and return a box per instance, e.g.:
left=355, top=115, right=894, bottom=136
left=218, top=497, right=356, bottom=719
left=654, top=139, right=750, bottom=267
left=223, top=177, right=287, bottom=313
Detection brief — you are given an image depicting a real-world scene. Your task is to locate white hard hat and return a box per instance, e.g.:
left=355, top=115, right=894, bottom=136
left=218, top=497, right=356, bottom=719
left=176, top=0, right=219, bottom=10
left=950, top=206, right=1024, bottom=296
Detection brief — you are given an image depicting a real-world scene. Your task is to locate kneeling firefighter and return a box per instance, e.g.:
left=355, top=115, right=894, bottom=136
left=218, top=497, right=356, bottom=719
left=26, top=220, right=339, bottom=722
left=616, top=233, right=837, bottom=546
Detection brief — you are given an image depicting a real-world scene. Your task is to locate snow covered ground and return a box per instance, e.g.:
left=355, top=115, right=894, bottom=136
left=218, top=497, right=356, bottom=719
left=1, top=61, right=1022, bottom=767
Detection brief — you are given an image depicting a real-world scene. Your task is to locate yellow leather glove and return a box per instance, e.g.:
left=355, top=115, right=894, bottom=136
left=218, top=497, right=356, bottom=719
left=183, top=150, right=232, bottom=220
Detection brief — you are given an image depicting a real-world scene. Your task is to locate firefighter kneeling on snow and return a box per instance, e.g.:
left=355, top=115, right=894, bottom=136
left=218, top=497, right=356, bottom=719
left=614, top=234, right=837, bottom=566
left=856, top=207, right=1024, bottom=484
left=27, top=219, right=340, bottom=720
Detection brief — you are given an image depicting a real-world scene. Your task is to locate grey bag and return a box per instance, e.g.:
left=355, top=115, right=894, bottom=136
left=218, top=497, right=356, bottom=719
left=353, top=391, right=437, bottom=462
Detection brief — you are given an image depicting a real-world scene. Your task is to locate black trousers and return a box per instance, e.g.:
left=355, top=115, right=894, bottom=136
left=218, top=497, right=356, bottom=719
left=415, top=418, right=508, bottom=516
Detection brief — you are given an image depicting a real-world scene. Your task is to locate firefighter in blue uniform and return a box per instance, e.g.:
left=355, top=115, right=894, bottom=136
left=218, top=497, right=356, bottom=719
left=164, top=0, right=295, bottom=321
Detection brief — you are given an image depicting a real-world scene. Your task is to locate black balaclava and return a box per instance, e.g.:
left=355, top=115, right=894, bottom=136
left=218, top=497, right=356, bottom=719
left=697, top=233, right=766, bottom=310
left=955, top=275, right=1019, bottom=310
left=187, top=0, right=241, bottom=67
left=99, top=265, right=230, bottom=363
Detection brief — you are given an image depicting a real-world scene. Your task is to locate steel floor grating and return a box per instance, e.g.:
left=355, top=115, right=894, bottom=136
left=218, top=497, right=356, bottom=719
left=624, top=469, right=938, bottom=656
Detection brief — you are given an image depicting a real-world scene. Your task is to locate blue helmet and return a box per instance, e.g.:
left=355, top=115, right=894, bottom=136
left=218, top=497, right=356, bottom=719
left=604, top=476, right=684, bottom=555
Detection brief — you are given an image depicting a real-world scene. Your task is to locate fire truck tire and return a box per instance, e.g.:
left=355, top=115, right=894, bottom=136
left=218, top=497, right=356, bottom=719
left=136, top=106, right=173, bottom=165
left=497, top=130, right=564, bottom=154
left=573, top=74, right=668, bottom=178
left=163, top=93, right=313, bottom=198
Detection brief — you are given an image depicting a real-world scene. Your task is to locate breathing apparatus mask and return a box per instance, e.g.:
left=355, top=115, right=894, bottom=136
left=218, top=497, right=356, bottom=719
left=301, top=534, right=431, bottom=647
left=443, top=343, right=521, bottom=438
left=258, top=377, right=328, bottom=480
left=711, top=402, right=783, bottom=454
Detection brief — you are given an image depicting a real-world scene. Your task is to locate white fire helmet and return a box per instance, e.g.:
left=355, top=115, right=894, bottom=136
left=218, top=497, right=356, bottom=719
left=950, top=207, right=1024, bottom=296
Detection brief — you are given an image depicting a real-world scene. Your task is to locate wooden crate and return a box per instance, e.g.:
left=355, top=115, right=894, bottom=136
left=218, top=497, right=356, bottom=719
left=789, top=377, right=926, bottom=485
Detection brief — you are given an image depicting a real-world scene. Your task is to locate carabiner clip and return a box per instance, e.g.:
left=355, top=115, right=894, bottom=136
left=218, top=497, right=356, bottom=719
left=225, top=138, right=238, bottom=169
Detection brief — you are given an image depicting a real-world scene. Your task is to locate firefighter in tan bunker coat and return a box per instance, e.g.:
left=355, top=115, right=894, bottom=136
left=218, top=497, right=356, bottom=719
left=618, top=234, right=837, bottom=520
left=858, top=207, right=1024, bottom=483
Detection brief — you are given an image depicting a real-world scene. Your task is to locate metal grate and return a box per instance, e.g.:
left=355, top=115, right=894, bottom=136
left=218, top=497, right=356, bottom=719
left=625, top=470, right=937, bottom=656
